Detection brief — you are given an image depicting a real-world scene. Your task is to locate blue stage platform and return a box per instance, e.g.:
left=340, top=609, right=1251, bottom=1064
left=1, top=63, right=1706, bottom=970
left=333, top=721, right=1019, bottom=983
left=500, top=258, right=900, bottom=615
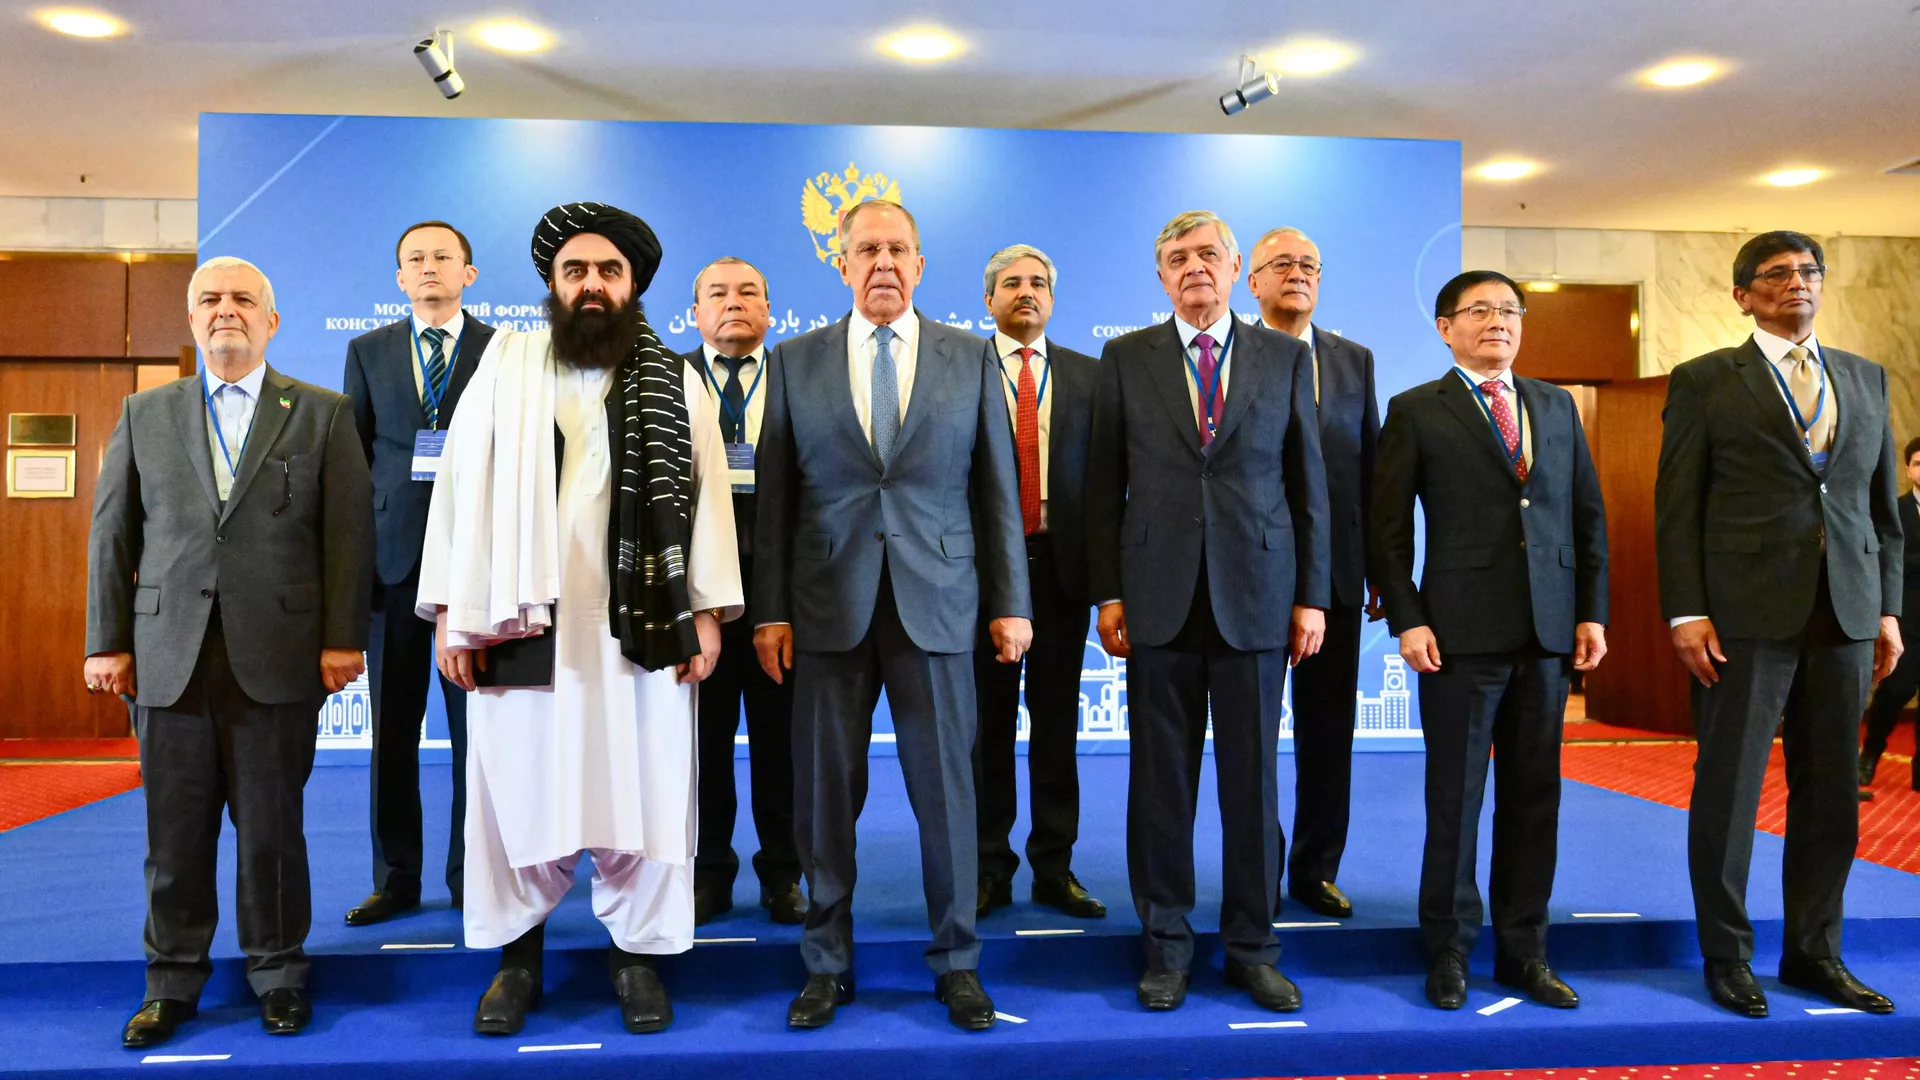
left=3, top=755, right=1917, bottom=1079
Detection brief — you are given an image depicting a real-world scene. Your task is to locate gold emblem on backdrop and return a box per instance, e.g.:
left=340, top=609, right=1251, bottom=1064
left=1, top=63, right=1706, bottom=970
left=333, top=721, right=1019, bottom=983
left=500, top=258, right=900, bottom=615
left=802, top=163, right=902, bottom=267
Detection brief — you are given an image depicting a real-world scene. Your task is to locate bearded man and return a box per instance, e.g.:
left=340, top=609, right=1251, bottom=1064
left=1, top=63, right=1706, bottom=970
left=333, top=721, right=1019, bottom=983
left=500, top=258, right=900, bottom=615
left=417, top=202, right=743, bottom=1037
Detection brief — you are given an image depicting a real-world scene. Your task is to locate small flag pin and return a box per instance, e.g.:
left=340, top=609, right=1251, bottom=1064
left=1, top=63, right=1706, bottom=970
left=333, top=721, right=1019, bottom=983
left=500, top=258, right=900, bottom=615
left=278, top=397, right=292, bottom=408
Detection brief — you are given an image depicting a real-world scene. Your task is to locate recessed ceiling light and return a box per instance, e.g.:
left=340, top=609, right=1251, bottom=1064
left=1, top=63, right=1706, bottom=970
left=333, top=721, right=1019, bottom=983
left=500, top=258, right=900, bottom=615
left=1473, top=159, right=1538, bottom=182
left=1639, top=58, right=1723, bottom=88
left=1763, top=167, right=1825, bottom=187
left=1523, top=280, right=1561, bottom=293
left=473, top=19, right=551, bottom=54
left=878, top=26, right=964, bottom=63
left=1261, top=40, right=1355, bottom=77
left=37, top=8, right=126, bottom=37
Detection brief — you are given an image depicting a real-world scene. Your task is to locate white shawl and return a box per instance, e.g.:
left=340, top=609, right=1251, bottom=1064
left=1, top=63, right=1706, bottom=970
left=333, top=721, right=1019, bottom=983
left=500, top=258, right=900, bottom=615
left=416, top=329, right=562, bottom=647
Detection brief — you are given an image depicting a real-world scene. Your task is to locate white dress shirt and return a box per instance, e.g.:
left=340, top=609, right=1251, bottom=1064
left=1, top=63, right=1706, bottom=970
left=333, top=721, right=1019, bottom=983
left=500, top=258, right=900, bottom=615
left=409, top=309, right=467, bottom=403
left=1266, top=321, right=1319, bottom=404
left=847, top=309, right=920, bottom=445
left=1175, top=311, right=1238, bottom=432
left=1452, top=364, right=1533, bottom=470
left=202, top=362, right=268, bottom=501
left=699, top=342, right=768, bottom=447
left=994, top=331, right=1051, bottom=527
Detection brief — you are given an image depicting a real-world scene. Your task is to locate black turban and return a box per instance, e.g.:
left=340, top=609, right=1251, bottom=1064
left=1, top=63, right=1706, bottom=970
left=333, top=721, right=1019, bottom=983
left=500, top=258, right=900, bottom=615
left=530, top=201, right=663, bottom=295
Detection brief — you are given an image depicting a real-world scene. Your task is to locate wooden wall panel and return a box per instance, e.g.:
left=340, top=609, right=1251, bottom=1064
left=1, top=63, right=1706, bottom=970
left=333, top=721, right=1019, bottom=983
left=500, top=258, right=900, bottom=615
left=1513, top=284, right=1640, bottom=385
left=0, top=256, right=129, bottom=358
left=128, top=256, right=197, bottom=359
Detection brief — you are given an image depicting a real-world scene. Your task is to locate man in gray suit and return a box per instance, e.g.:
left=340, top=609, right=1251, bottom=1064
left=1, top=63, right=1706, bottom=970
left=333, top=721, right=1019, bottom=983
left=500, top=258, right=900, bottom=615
left=753, top=200, right=1032, bottom=1032
left=1656, top=230, right=1901, bottom=1019
left=86, top=257, right=374, bottom=1049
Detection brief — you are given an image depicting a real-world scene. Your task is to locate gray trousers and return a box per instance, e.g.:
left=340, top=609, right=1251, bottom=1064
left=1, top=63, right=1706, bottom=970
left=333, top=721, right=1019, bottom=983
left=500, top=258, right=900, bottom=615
left=792, top=568, right=980, bottom=976
left=135, top=613, right=320, bottom=1003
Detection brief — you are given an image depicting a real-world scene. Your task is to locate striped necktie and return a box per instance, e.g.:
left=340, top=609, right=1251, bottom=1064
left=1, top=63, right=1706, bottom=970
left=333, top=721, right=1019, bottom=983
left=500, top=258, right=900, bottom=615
left=421, top=326, right=449, bottom=428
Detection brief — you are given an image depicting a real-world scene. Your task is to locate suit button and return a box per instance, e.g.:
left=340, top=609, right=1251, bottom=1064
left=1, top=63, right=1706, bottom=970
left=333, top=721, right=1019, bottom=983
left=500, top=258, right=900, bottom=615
left=1820, top=483, right=1828, bottom=494
left=215, top=533, right=226, bottom=543
left=881, top=479, right=893, bottom=489
left=201, top=589, right=213, bottom=598
left=874, top=531, right=885, bottom=542
left=1520, top=498, right=1530, bottom=508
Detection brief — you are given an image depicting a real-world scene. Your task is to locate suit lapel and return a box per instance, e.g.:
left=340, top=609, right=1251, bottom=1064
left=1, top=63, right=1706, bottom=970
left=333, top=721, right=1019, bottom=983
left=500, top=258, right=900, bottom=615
left=221, top=367, right=293, bottom=519
left=1513, top=377, right=1551, bottom=490
left=1209, top=318, right=1269, bottom=453
left=1439, top=370, right=1522, bottom=486
left=175, top=377, right=222, bottom=515
left=441, top=318, right=490, bottom=420
left=1145, top=320, right=1203, bottom=457
left=818, top=316, right=877, bottom=470
left=390, top=323, right=428, bottom=429
left=1822, top=349, right=1853, bottom=469
left=892, top=312, right=943, bottom=462
left=1735, top=337, right=1819, bottom=477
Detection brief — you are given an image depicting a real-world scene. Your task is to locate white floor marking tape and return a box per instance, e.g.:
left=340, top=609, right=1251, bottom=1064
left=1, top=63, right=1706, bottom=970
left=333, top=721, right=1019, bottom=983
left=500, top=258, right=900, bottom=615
left=1271, top=921, right=1342, bottom=929
left=1014, top=928, right=1085, bottom=937
left=518, top=1043, right=602, bottom=1053
left=1478, top=996, right=1523, bottom=1016
left=1805, top=1007, right=1863, bottom=1015
left=693, top=937, right=757, bottom=944
left=380, top=942, right=456, bottom=950
left=1571, top=913, right=1642, bottom=919
left=1229, top=1020, right=1308, bottom=1030
left=141, top=1055, right=231, bottom=1064
left=994, top=1012, right=1028, bottom=1024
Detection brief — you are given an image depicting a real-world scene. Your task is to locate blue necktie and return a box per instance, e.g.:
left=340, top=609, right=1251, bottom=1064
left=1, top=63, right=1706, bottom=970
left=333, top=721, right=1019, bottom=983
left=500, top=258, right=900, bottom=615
left=717, top=355, right=749, bottom=444
left=871, top=325, right=900, bottom=468
left=421, top=326, right=449, bottom=428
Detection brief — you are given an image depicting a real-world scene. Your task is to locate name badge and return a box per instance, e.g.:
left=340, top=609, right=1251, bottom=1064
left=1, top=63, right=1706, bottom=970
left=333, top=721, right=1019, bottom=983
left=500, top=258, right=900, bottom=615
left=725, top=442, right=755, bottom=493
left=412, top=429, right=448, bottom=481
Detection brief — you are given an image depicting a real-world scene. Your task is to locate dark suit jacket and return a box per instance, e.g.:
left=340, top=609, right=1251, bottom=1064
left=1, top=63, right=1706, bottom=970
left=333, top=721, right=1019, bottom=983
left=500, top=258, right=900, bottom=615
left=1085, top=315, right=1331, bottom=652
left=86, top=366, right=374, bottom=707
left=1309, top=326, right=1380, bottom=609
left=1900, top=494, right=1920, bottom=621
left=753, top=311, right=1032, bottom=654
left=343, top=315, right=492, bottom=584
left=1655, top=338, right=1902, bottom=641
left=1370, top=369, right=1608, bottom=656
left=685, top=346, right=758, bottom=558
left=988, top=337, right=1097, bottom=602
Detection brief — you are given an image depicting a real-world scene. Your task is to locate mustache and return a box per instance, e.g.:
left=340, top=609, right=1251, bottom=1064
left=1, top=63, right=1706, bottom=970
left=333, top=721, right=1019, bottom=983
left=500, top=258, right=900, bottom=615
left=546, top=290, right=643, bottom=370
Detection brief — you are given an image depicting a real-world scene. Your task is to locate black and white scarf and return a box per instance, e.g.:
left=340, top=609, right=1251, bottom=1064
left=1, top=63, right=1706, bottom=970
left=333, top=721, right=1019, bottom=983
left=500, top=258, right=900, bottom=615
left=609, top=315, right=699, bottom=671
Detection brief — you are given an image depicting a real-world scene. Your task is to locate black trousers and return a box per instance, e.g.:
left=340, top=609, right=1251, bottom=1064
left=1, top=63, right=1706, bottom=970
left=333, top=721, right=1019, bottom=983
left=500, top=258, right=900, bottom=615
left=973, top=533, right=1093, bottom=883
left=1689, top=579, right=1870, bottom=963
left=1126, top=573, right=1286, bottom=972
left=135, top=611, right=321, bottom=1002
left=696, top=557, right=800, bottom=892
left=1861, top=611, right=1920, bottom=765
left=792, top=566, right=980, bottom=975
left=1417, top=645, right=1568, bottom=960
left=1284, top=600, right=1362, bottom=887
left=366, top=569, right=467, bottom=900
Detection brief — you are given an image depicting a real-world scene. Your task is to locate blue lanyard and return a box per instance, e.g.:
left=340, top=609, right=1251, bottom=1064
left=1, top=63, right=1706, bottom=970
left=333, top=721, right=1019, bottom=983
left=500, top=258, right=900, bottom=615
left=1001, top=349, right=1050, bottom=409
left=202, top=372, right=256, bottom=480
left=1764, top=349, right=1827, bottom=448
left=701, top=353, right=765, bottom=442
left=1182, top=324, right=1236, bottom=438
left=1457, top=368, right=1525, bottom=469
left=411, top=325, right=463, bottom=429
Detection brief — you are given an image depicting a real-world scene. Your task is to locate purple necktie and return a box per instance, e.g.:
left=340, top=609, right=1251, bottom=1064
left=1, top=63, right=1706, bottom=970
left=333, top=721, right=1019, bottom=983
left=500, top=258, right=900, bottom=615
left=1194, top=332, right=1219, bottom=446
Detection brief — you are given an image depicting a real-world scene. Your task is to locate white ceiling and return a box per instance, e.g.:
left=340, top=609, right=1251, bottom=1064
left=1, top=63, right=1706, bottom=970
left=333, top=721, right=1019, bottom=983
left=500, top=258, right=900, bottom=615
left=5, top=0, right=1919, bottom=234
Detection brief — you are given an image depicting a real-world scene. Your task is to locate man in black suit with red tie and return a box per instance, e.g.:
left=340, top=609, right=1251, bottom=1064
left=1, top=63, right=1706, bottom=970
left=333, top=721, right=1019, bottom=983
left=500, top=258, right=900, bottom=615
left=971, top=244, right=1107, bottom=921
left=341, top=221, right=495, bottom=924
left=1370, top=270, right=1608, bottom=1013
left=1656, top=231, right=1901, bottom=1019
left=1087, top=210, right=1331, bottom=1014
left=1247, top=226, right=1379, bottom=920
left=1857, top=435, right=1920, bottom=798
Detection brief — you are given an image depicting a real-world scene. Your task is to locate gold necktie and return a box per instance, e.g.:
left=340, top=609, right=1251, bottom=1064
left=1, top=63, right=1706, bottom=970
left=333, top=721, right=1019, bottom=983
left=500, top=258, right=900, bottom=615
left=1785, top=346, right=1834, bottom=454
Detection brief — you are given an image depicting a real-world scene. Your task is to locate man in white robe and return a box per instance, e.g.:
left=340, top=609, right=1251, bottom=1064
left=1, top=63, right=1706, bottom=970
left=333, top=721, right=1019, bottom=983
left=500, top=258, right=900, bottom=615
left=417, top=203, right=742, bottom=1037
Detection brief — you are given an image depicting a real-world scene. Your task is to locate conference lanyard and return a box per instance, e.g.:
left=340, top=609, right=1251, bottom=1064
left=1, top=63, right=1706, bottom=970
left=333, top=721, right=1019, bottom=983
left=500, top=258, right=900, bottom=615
left=701, top=353, right=764, bottom=441
left=411, top=325, right=463, bottom=429
left=1456, top=368, right=1525, bottom=470
left=1764, top=349, right=1828, bottom=449
left=1001, top=350, right=1050, bottom=410
left=201, top=372, right=257, bottom=481
left=1182, top=324, right=1236, bottom=440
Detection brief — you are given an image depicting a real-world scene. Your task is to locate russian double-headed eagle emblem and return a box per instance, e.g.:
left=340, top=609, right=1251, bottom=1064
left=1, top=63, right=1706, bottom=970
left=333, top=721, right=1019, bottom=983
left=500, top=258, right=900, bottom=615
left=802, top=162, right=902, bottom=266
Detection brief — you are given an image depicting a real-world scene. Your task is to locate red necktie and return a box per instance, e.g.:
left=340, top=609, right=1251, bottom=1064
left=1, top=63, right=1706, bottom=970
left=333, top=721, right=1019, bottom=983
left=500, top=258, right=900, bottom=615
left=1015, top=348, right=1042, bottom=535
left=1194, top=333, right=1219, bottom=447
left=1482, top=380, right=1527, bottom=483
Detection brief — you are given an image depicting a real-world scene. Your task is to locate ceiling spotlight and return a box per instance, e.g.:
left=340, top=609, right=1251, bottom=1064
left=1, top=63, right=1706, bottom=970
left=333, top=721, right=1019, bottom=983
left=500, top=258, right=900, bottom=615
left=1473, top=159, right=1538, bottom=182
left=1523, top=280, right=1562, bottom=293
left=1220, top=55, right=1280, bottom=116
left=38, top=8, right=126, bottom=37
left=879, top=26, right=964, bottom=63
left=1640, top=57, right=1723, bottom=88
left=415, top=29, right=464, bottom=99
left=1763, top=167, right=1825, bottom=187
left=474, top=19, right=551, bottom=54
left=1263, top=40, right=1355, bottom=77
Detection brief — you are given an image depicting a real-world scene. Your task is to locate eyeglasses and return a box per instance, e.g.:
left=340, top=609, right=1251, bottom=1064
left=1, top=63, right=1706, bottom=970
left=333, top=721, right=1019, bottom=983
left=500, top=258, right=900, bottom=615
left=1444, top=304, right=1526, bottom=322
left=1253, top=257, right=1322, bottom=278
left=1750, top=263, right=1825, bottom=287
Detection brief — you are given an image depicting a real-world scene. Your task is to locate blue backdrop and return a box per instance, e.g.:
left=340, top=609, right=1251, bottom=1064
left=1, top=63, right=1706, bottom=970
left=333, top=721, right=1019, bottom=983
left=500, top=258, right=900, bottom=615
left=196, top=113, right=1459, bottom=761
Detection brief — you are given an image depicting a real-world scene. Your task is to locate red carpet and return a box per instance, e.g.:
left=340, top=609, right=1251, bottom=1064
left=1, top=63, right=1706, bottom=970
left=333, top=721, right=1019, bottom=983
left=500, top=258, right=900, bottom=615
left=1249, top=1059, right=1920, bottom=1080
left=0, top=763, right=142, bottom=832
left=0, top=738, right=139, bottom=761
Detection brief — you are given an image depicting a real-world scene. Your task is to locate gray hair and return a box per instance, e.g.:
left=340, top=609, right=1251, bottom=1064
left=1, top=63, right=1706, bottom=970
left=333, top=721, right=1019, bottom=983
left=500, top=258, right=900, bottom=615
left=1154, top=210, right=1239, bottom=266
left=186, top=255, right=277, bottom=315
left=982, top=244, right=1058, bottom=296
left=1252, top=226, right=1317, bottom=253
left=837, top=200, right=921, bottom=252
left=692, top=256, right=769, bottom=303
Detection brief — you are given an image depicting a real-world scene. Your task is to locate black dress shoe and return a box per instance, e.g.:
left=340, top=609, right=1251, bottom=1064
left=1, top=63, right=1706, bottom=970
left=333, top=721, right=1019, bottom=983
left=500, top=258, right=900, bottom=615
left=1426, top=951, right=1468, bottom=1010
left=1494, top=957, right=1578, bottom=1008
left=788, top=972, right=855, bottom=1029
left=934, top=969, right=997, bottom=1031
left=1136, top=968, right=1189, bottom=1010
left=1704, top=959, right=1768, bottom=1017
left=1032, top=872, right=1108, bottom=918
left=344, top=888, right=420, bottom=926
left=1860, top=756, right=1879, bottom=787
left=1288, top=880, right=1354, bottom=919
left=1225, top=961, right=1303, bottom=1012
left=474, top=968, right=541, bottom=1036
left=761, top=881, right=807, bottom=925
left=123, top=999, right=195, bottom=1049
left=451, top=892, right=464, bottom=911
left=692, top=882, right=733, bottom=926
left=1780, top=956, right=1895, bottom=1014
left=976, top=873, right=1012, bottom=918
left=613, top=965, right=673, bottom=1033
left=259, top=988, right=312, bottom=1034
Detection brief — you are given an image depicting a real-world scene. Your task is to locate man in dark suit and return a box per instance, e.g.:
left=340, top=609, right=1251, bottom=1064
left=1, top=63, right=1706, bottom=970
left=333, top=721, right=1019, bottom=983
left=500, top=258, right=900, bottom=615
left=753, top=200, right=1032, bottom=1031
left=684, top=255, right=805, bottom=926
left=1858, top=435, right=1920, bottom=797
left=86, top=257, right=374, bottom=1047
left=1656, top=231, right=1901, bottom=1018
left=1247, top=226, right=1379, bottom=919
left=341, top=221, right=494, bottom=925
left=1370, top=269, right=1608, bottom=1012
left=971, top=244, right=1107, bottom=921
left=1086, top=210, right=1330, bottom=1014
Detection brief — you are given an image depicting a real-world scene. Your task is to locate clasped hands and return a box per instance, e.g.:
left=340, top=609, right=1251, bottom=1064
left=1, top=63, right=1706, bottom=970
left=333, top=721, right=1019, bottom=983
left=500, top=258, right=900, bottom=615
left=435, top=609, right=725, bottom=689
